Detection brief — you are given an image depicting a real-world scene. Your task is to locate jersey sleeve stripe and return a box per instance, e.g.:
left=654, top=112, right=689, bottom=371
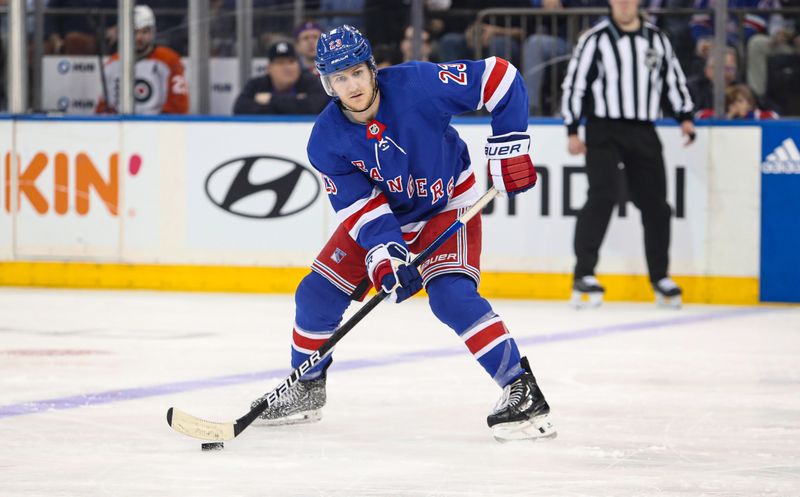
left=453, top=172, right=476, bottom=197
left=477, top=56, right=496, bottom=110
left=335, top=186, right=383, bottom=221
left=482, top=57, right=517, bottom=112
left=346, top=203, right=393, bottom=240
left=336, top=187, right=393, bottom=241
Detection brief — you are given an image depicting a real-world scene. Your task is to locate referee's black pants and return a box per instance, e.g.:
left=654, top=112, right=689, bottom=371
left=573, top=119, right=673, bottom=284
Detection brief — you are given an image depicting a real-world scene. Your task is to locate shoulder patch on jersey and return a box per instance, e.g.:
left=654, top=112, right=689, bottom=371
left=322, top=174, right=337, bottom=195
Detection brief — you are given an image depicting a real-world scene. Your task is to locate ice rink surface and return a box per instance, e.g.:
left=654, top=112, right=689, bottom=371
left=1, top=287, right=799, bottom=497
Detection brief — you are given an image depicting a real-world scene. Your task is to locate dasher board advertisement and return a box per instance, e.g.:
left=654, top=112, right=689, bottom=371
left=11, top=121, right=158, bottom=260
left=184, top=122, right=329, bottom=265
left=760, top=121, right=800, bottom=302
left=455, top=124, right=710, bottom=275
left=13, top=121, right=122, bottom=258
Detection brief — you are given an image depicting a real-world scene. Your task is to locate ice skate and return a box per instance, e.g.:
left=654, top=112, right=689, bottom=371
left=653, top=277, right=682, bottom=309
left=251, top=376, right=326, bottom=426
left=570, top=275, right=605, bottom=309
left=487, top=357, right=556, bottom=442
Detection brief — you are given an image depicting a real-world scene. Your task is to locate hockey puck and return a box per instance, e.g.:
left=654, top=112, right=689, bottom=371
left=201, top=442, right=224, bottom=451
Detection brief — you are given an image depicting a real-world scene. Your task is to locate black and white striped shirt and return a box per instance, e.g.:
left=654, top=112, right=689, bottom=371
left=561, top=17, right=694, bottom=134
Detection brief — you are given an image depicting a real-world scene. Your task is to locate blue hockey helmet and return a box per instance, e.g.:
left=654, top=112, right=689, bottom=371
left=315, top=25, right=376, bottom=96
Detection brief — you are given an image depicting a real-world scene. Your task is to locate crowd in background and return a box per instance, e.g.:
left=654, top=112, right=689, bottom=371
left=0, top=0, right=798, bottom=117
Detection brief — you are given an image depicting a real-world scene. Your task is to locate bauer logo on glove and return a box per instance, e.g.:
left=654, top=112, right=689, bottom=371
left=486, top=132, right=537, bottom=197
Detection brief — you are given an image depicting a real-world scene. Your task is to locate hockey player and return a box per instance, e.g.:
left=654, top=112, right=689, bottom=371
left=96, top=5, right=188, bottom=115
left=252, top=25, right=555, bottom=442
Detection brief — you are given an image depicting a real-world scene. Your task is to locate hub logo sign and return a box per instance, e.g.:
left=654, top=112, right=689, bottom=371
left=760, top=122, right=800, bottom=302
left=205, top=155, right=320, bottom=219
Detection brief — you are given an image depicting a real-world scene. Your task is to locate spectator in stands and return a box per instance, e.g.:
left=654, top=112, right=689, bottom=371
left=373, top=43, right=403, bottom=67
left=687, top=0, right=766, bottom=78
left=96, top=5, right=188, bottom=115
left=436, top=0, right=530, bottom=66
left=646, top=0, right=696, bottom=70
left=104, top=1, right=189, bottom=55
left=695, top=83, right=779, bottom=118
left=233, top=41, right=329, bottom=115
left=213, top=0, right=297, bottom=56
left=143, top=0, right=188, bottom=55
left=320, top=0, right=365, bottom=32
left=747, top=1, right=799, bottom=98
left=45, top=0, right=118, bottom=55
left=400, top=25, right=435, bottom=62
left=362, top=0, right=452, bottom=48
left=295, top=21, right=324, bottom=75
left=725, top=84, right=780, bottom=119
left=523, top=0, right=606, bottom=115
left=686, top=45, right=739, bottom=111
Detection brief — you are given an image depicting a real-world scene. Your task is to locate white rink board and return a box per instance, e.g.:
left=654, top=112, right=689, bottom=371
left=457, top=125, right=711, bottom=275
left=184, top=122, right=329, bottom=265
left=13, top=121, right=122, bottom=259
left=0, top=121, right=13, bottom=259
left=0, top=119, right=761, bottom=279
left=118, top=121, right=168, bottom=259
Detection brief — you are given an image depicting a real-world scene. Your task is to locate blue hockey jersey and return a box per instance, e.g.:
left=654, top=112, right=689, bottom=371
left=306, top=57, right=528, bottom=251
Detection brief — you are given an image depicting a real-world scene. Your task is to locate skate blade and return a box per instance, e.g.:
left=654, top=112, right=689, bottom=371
left=570, top=290, right=603, bottom=309
left=492, top=414, right=557, bottom=443
left=656, top=294, right=682, bottom=309
left=253, top=409, right=322, bottom=427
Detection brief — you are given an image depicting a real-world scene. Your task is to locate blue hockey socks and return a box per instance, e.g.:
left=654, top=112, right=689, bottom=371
left=426, top=274, right=523, bottom=387
left=292, top=271, right=351, bottom=380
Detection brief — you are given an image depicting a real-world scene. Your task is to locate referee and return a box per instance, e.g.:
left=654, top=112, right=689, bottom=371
left=561, top=0, right=695, bottom=308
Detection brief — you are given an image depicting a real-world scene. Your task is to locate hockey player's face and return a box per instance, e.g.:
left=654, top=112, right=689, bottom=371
left=135, top=27, right=154, bottom=54
left=330, top=64, right=374, bottom=108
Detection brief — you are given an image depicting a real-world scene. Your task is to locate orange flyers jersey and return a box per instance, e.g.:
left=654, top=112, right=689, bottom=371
left=96, top=46, right=189, bottom=115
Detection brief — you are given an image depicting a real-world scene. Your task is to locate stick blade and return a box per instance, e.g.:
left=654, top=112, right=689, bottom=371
left=166, top=407, right=236, bottom=441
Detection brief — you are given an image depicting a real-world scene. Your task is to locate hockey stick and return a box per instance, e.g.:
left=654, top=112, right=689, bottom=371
left=166, top=186, right=499, bottom=441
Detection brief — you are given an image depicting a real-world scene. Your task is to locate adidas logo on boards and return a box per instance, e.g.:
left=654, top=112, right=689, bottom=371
left=761, top=138, right=800, bottom=174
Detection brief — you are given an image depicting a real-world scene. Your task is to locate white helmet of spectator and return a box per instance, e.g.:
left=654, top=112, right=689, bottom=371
left=134, top=5, right=156, bottom=31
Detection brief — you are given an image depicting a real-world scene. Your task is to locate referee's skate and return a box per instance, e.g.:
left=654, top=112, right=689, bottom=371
left=570, top=275, right=605, bottom=309
left=653, top=277, right=683, bottom=309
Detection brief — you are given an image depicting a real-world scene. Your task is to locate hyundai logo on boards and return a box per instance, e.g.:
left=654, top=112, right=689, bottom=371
left=205, top=155, right=320, bottom=219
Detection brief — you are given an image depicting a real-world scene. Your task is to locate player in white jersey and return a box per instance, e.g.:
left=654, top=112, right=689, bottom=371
left=96, top=5, right=188, bottom=115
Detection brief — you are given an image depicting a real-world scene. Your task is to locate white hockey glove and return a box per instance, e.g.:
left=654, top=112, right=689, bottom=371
left=486, top=132, right=537, bottom=197
left=365, top=242, right=422, bottom=303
